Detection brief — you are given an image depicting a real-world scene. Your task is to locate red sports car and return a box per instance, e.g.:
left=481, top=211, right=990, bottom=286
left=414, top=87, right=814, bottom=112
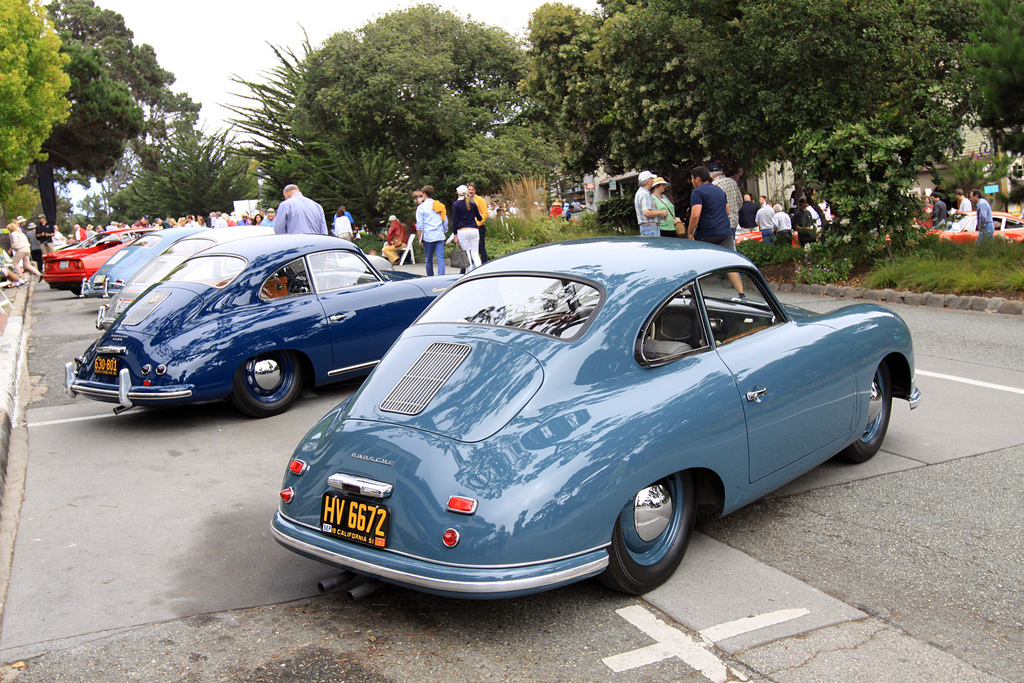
left=43, top=228, right=156, bottom=296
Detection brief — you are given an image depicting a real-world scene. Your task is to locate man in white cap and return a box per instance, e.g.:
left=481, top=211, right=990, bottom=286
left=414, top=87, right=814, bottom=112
left=634, top=170, right=667, bottom=237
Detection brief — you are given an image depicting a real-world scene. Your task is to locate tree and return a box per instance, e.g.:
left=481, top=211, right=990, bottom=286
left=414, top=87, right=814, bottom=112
left=525, top=0, right=978, bottom=252
left=968, top=0, right=1024, bottom=155
left=112, top=123, right=257, bottom=220
left=232, top=6, right=544, bottom=224
left=0, top=0, right=70, bottom=206
left=299, top=6, right=529, bottom=189
left=30, top=0, right=198, bottom=221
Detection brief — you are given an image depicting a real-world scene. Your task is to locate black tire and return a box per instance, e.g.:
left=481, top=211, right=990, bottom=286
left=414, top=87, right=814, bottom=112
left=837, top=363, right=892, bottom=463
left=599, top=471, right=696, bottom=594
left=70, top=284, right=82, bottom=296
left=229, top=350, right=302, bottom=418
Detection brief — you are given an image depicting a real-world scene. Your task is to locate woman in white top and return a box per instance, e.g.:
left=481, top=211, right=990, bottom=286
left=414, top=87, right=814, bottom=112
left=333, top=206, right=354, bottom=241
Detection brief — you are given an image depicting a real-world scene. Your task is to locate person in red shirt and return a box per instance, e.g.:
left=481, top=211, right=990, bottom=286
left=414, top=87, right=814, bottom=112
left=381, top=215, right=409, bottom=264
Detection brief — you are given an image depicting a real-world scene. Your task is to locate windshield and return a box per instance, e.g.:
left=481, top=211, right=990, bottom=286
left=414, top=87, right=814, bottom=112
left=417, top=275, right=602, bottom=340
left=167, top=255, right=246, bottom=289
left=943, top=213, right=973, bottom=233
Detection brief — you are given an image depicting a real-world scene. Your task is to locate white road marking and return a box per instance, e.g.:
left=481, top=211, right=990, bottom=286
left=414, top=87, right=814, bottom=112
left=917, top=370, right=1024, bottom=396
left=28, top=413, right=117, bottom=428
left=698, top=608, right=810, bottom=645
left=606, top=605, right=812, bottom=680
left=604, top=606, right=737, bottom=682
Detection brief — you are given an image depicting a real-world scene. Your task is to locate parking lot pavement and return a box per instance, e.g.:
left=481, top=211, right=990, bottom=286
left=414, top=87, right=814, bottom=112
left=1, top=282, right=1022, bottom=681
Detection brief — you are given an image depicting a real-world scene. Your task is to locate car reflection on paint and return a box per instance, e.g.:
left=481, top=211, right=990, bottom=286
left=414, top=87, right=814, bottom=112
left=272, top=237, right=921, bottom=599
left=66, top=235, right=458, bottom=417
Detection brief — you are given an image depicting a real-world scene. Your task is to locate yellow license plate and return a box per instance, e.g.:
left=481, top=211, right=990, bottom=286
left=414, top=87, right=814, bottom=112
left=94, top=356, right=118, bottom=376
left=320, top=493, right=389, bottom=548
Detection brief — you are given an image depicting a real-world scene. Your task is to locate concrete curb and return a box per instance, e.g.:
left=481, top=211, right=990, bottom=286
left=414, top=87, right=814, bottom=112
left=773, top=281, right=1024, bottom=315
left=0, top=284, right=30, bottom=509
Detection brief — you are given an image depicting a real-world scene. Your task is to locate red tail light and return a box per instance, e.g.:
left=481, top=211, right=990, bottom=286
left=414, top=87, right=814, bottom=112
left=446, top=496, right=478, bottom=515
left=280, top=487, right=294, bottom=503
left=288, top=459, right=308, bottom=475
left=442, top=528, right=460, bottom=547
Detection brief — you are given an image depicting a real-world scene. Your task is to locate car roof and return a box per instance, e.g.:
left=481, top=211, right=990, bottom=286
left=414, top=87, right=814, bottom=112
left=197, top=234, right=362, bottom=262
left=476, top=237, right=754, bottom=293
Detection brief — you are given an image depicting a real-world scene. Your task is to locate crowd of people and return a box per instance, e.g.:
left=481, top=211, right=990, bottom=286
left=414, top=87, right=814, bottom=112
left=633, top=164, right=830, bottom=250
left=270, top=182, right=495, bottom=276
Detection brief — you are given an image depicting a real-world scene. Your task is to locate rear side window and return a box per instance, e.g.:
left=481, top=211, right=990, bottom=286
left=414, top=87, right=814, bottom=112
left=167, top=255, right=246, bottom=289
left=259, top=257, right=313, bottom=300
left=637, top=285, right=709, bottom=365
left=418, top=275, right=601, bottom=340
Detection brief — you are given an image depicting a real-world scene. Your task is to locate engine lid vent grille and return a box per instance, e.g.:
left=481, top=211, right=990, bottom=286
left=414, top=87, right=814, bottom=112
left=379, top=342, right=471, bottom=415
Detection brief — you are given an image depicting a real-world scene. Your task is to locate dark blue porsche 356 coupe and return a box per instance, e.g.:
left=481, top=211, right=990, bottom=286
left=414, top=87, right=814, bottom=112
left=271, top=238, right=920, bottom=597
left=66, top=235, right=458, bottom=417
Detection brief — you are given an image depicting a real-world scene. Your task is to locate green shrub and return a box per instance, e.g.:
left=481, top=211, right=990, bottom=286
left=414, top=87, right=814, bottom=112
left=737, top=240, right=804, bottom=267
left=597, top=195, right=636, bottom=231
left=795, top=234, right=859, bottom=285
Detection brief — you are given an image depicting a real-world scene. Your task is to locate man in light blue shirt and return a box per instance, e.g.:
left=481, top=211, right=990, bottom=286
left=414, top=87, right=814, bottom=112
left=971, top=189, right=994, bottom=243
left=263, top=208, right=276, bottom=228
left=274, top=184, right=328, bottom=235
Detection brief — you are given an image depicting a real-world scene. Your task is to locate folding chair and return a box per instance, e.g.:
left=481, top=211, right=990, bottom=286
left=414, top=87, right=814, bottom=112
left=397, top=232, right=417, bottom=266
left=0, top=289, right=13, bottom=313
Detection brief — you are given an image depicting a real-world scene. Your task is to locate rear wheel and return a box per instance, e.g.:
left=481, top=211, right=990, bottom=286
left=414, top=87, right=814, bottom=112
left=837, top=363, right=892, bottom=463
left=599, top=471, right=695, bottom=594
left=230, top=350, right=302, bottom=418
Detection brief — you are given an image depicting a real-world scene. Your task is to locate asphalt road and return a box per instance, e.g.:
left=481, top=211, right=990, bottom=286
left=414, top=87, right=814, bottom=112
left=1, top=281, right=1021, bottom=683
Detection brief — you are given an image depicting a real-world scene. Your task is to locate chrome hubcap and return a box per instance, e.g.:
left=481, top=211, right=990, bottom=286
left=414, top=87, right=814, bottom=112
left=863, top=376, right=883, bottom=436
left=251, top=358, right=282, bottom=391
left=634, top=484, right=673, bottom=542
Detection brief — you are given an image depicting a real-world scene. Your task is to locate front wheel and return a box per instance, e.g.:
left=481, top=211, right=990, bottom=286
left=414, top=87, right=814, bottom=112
left=599, top=471, right=696, bottom=594
left=837, top=363, right=892, bottom=463
left=230, top=350, right=302, bottom=418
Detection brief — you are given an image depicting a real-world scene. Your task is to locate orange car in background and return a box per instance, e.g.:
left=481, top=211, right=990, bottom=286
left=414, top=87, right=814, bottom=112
left=930, top=211, right=1024, bottom=243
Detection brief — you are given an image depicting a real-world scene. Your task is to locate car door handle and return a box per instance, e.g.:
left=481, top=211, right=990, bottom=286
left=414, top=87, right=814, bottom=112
left=328, top=313, right=351, bottom=323
left=745, top=387, right=768, bottom=403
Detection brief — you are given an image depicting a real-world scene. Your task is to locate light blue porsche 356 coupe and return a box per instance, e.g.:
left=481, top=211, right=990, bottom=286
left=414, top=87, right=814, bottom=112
left=272, top=238, right=920, bottom=598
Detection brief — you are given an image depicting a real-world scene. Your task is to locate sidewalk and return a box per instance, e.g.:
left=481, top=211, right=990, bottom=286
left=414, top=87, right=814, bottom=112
left=0, top=282, right=30, bottom=504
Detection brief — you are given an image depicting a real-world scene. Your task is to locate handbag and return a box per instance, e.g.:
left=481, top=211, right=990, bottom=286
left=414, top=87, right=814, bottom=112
left=449, top=247, right=470, bottom=268
left=673, top=217, right=687, bottom=238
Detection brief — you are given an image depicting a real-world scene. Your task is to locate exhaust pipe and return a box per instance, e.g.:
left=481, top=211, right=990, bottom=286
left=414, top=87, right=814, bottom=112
left=346, top=579, right=381, bottom=601
left=317, top=571, right=360, bottom=594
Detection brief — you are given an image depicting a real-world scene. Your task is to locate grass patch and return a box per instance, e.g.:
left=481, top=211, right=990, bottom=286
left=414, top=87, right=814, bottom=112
left=863, top=237, right=1024, bottom=294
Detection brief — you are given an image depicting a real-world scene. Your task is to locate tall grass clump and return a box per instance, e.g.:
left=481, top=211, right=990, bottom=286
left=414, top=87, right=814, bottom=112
left=863, top=237, right=1024, bottom=294
left=500, top=176, right=548, bottom=220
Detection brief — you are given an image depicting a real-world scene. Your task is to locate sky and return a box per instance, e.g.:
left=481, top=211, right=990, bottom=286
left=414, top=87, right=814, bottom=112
left=92, top=0, right=599, bottom=132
